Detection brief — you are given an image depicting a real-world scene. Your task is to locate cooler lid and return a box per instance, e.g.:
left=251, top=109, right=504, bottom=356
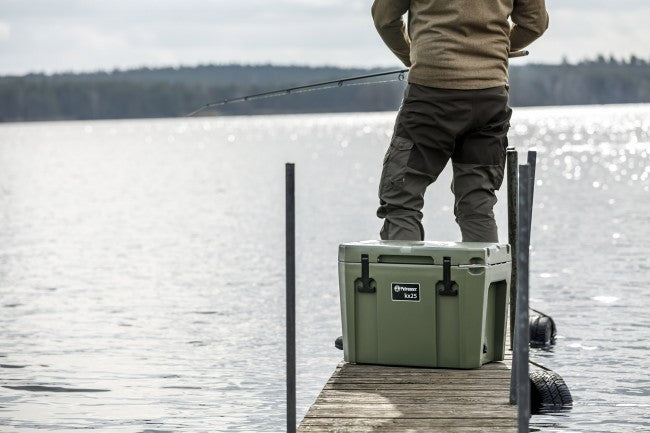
left=338, top=240, right=510, bottom=266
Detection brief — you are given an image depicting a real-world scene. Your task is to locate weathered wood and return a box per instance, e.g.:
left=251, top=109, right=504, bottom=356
left=327, top=376, right=506, bottom=387
left=324, top=383, right=512, bottom=391
left=300, top=426, right=516, bottom=433
left=315, top=396, right=511, bottom=405
left=329, top=369, right=510, bottom=377
left=300, top=418, right=517, bottom=428
left=327, top=372, right=510, bottom=378
left=298, top=355, right=516, bottom=433
left=306, top=405, right=516, bottom=418
left=316, top=390, right=512, bottom=399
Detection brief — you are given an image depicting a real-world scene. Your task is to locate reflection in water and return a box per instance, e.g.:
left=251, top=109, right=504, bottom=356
left=0, top=105, right=649, bottom=432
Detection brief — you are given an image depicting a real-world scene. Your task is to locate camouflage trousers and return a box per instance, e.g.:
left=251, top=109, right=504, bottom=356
left=377, top=83, right=512, bottom=242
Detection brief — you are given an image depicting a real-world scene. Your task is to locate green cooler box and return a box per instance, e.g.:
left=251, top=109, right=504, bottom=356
left=338, top=240, right=511, bottom=369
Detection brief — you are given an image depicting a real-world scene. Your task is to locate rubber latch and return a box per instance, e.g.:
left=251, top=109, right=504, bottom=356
left=355, top=254, right=376, bottom=293
left=438, top=256, right=458, bottom=296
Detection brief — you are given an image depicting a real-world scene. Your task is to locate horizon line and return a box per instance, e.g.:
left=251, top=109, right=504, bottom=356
left=2, top=54, right=649, bottom=79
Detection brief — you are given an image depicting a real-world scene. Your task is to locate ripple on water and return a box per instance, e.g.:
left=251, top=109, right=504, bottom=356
left=2, top=385, right=110, bottom=393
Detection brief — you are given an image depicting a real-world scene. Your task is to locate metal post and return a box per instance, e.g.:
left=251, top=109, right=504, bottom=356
left=507, top=149, right=518, bottom=350
left=515, top=164, right=531, bottom=432
left=285, top=163, right=296, bottom=433
left=526, top=151, right=537, bottom=235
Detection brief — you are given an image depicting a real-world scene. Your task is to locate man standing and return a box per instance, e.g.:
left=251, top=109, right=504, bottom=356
left=372, top=0, right=548, bottom=242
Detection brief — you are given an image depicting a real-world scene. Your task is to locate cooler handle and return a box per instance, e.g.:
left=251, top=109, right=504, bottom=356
left=438, top=256, right=458, bottom=296
left=355, top=254, right=377, bottom=293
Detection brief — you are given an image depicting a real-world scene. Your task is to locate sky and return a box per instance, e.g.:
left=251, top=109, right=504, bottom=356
left=0, top=0, right=649, bottom=75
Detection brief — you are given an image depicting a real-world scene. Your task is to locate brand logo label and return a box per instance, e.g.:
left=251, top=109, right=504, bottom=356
left=391, top=283, right=420, bottom=302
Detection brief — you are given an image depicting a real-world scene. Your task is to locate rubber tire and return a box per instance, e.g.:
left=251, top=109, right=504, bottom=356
left=334, top=336, right=343, bottom=350
left=530, top=371, right=573, bottom=414
left=549, top=316, right=557, bottom=341
left=529, top=315, right=554, bottom=347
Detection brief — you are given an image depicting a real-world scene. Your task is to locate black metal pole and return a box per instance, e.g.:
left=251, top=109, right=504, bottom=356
left=526, top=150, right=537, bottom=236
left=285, top=163, right=296, bottom=433
left=507, top=149, right=518, bottom=350
left=515, top=164, right=531, bottom=432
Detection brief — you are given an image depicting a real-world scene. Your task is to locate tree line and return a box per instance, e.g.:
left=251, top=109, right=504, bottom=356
left=1, top=57, right=649, bottom=122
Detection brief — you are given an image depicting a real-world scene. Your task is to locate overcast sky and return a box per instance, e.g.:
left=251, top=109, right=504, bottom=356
left=0, top=0, right=648, bottom=75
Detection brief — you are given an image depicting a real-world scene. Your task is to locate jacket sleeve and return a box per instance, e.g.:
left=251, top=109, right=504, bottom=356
left=510, top=0, right=549, bottom=51
left=371, top=0, right=411, bottom=67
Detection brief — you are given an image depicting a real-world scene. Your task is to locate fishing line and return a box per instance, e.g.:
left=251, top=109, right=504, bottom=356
left=185, top=69, right=409, bottom=117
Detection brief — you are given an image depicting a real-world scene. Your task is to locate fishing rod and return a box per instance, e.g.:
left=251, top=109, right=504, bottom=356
left=185, top=69, right=409, bottom=117
left=186, top=50, right=528, bottom=117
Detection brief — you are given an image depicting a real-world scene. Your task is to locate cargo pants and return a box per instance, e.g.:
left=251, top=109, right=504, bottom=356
left=377, top=83, right=512, bottom=242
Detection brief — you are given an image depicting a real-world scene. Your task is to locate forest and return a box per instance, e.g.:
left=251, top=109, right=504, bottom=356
left=1, top=56, right=648, bottom=122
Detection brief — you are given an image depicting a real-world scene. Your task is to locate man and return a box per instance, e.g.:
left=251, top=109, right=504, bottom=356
left=372, top=0, right=548, bottom=242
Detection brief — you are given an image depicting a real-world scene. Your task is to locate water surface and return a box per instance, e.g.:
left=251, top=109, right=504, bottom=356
left=1, top=105, right=649, bottom=432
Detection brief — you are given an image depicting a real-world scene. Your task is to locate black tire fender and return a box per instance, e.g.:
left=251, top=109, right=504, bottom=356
left=530, top=370, right=573, bottom=414
left=529, top=314, right=556, bottom=347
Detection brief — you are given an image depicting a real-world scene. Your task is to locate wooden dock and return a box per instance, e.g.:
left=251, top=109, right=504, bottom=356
left=298, top=354, right=515, bottom=433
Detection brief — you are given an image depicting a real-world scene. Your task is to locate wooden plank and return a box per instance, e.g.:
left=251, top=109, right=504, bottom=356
left=305, top=405, right=515, bottom=419
left=329, top=369, right=511, bottom=376
left=313, top=397, right=511, bottom=405
left=299, top=418, right=516, bottom=430
left=328, top=377, right=510, bottom=384
left=315, top=389, right=509, bottom=396
left=300, top=424, right=516, bottom=433
left=298, top=355, right=516, bottom=432
left=314, top=390, right=511, bottom=400
left=323, top=383, right=512, bottom=391
left=330, top=370, right=510, bottom=377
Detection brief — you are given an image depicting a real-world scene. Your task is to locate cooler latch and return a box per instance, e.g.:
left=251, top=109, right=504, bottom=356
left=355, top=254, right=377, bottom=293
left=438, top=256, right=458, bottom=296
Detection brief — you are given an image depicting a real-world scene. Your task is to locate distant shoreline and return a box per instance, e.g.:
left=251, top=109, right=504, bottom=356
left=2, top=60, right=649, bottom=122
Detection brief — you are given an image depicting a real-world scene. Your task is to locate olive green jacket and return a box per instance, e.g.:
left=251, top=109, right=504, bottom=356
left=371, top=0, right=549, bottom=89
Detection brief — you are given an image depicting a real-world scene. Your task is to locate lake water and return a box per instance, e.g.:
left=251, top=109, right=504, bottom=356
left=1, top=104, right=649, bottom=432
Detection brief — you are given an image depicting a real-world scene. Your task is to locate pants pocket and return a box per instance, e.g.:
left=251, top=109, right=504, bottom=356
left=379, top=136, right=414, bottom=197
left=453, top=106, right=511, bottom=166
